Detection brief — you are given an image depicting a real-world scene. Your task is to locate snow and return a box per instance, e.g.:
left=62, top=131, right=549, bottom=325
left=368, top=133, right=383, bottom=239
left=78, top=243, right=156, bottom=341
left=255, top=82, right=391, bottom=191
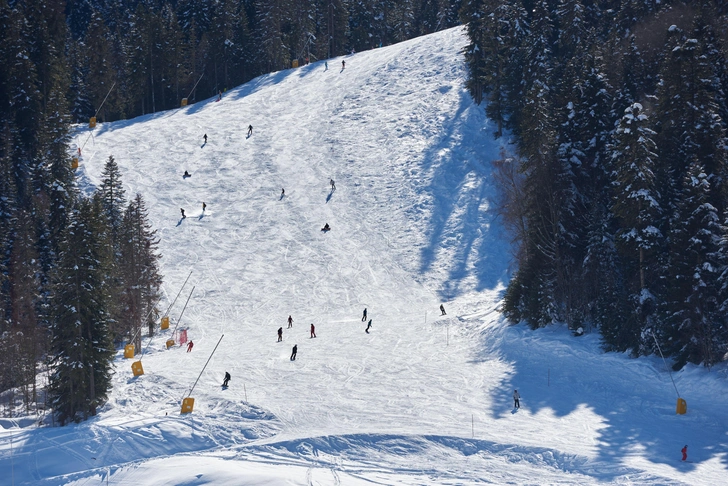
left=2, top=27, right=728, bottom=485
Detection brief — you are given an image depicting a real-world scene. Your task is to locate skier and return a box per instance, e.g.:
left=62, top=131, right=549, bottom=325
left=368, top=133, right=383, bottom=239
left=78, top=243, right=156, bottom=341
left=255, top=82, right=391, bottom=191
left=288, top=315, right=293, bottom=328
left=187, top=341, right=194, bottom=352
left=342, top=60, right=345, bottom=70
left=513, top=389, right=520, bottom=409
left=247, top=125, right=253, bottom=136
left=183, top=170, right=191, bottom=178
left=222, top=371, right=231, bottom=387
left=290, top=344, right=298, bottom=361
left=330, top=179, right=336, bottom=190
left=440, top=304, right=446, bottom=315
left=365, top=319, right=372, bottom=333
left=310, top=323, right=316, bottom=338
left=277, top=327, right=283, bottom=342
left=217, top=90, right=222, bottom=101
left=204, top=134, right=208, bottom=144
left=202, top=202, right=206, bottom=212
left=362, top=308, right=367, bottom=322
left=180, top=208, right=186, bottom=219
left=281, top=188, right=285, bottom=197
left=681, top=445, right=688, bottom=461
left=324, top=61, right=328, bottom=70
left=322, top=223, right=330, bottom=232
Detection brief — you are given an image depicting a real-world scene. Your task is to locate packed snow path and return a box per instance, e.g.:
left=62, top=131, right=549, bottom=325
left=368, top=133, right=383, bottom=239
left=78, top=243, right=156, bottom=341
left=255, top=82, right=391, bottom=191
left=1, top=27, right=727, bottom=485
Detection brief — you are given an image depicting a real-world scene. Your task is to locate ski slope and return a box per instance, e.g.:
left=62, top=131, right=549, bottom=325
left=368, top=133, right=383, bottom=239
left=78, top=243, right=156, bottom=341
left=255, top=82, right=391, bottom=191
left=2, top=26, right=728, bottom=485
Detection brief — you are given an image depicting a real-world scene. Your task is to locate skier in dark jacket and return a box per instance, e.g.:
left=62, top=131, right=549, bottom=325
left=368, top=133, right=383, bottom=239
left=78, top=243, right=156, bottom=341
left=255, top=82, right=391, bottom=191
left=440, top=304, right=446, bottom=315
left=361, top=308, right=367, bottom=322
left=290, top=344, right=298, bottom=360
left=203, top=134, right=207, bottom=144
left=222, top=372, right=231, bottom=387
left=247, top=125, right=253, bottom=136
left=277, top=327, right=283, bottom=342
left=310, top=323, right=316, bottom=338
left=288, top=315, right=293, bottom=328
left=180, top=208, right=186, bottom=219
left=365, top=319, right=372, bottom=333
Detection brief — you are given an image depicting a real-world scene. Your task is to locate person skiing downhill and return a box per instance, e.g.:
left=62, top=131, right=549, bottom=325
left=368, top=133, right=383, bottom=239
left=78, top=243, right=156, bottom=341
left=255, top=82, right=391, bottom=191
left=513, top=389, right=521, bottom=409
left=222, top=371, right=231, bottom=387
left=187, top=341, right=194, bottom=352
left=681, top=445, right=688, bottom=461
left=342, top=60, right=345, bottom=70
left=288, top=315, right=293, bottom=328
left=325, top=61, right=328, bottom=70
left=202, top=202, right=206, bottom=211
left=365, top=319, right=372, bottom=333
left=310, top=323, right=316, bottom=338
left=440, top=304, right=446, bottom=315
left=247, top=125, right=253, bottom=136
left=203, top=134, right=207, bottom=144
left=362, top=308, right=367, bottom=322
left=180, top=208, right=186, bottom=219
left=290, top=344, right=298, bottom=360
left=277, top=327, right=283, bottom=342
left=330, top=179, right=336, bottom=190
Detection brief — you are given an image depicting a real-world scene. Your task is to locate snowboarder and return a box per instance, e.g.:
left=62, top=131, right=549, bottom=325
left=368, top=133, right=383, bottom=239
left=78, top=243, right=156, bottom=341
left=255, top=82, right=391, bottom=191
left=187, top=341, right=194, bottom=352
left=362, top=308, right=367, bottom=322
left=290, top=344, right=297, bottom=360
left=204, top=134, right=207, bottom=144
left=277, top=327, right=283, bottom=342
left=681, top=445, right=688, bottom=461
left=180, top=208, right=186, bottom=219
left=310, top=323, right=316, bottom=338
left=202, top=202, right=206, bottom=211
left=183, top=170, right=191, bottom=178
left=440, top=304, right=446, bottom=315
left=365, top=319, right=372, bottom=333
left=288, top=315, right=293, bottom=328
left=330, top=179, right=336, bottom=190
left=513, top=389, right=520, bottom=409
left=222, top=371, right=231, bottom=387
left=322, top=223, right=330, bottom=232
left=342, top=60, right=345, bottom=70
left=247, top=125, right=253, bottom=136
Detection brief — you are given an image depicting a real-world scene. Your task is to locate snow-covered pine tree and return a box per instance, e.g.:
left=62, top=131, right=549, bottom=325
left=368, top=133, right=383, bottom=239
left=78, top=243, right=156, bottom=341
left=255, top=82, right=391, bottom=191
left=665, top=160, right=724, bottom=369
left=609, top=102, right=662, bottom=353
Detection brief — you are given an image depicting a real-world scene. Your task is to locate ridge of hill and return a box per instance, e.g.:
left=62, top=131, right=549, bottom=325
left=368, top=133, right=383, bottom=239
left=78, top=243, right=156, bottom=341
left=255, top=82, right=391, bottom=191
left=1, top=27, right=727, bottom=485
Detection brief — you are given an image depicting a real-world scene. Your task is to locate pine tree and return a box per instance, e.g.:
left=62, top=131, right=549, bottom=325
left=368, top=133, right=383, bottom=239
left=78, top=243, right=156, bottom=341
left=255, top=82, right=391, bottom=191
left=666, top=160, right=724, bottom=368
left=49, top=197, right=114, bottom=424
left=609, top=102, right=661, bottom=353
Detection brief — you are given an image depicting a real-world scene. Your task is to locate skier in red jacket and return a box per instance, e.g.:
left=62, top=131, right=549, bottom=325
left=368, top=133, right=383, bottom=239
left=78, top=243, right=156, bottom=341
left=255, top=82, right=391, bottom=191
left=681, top=445, right=688, bottom=461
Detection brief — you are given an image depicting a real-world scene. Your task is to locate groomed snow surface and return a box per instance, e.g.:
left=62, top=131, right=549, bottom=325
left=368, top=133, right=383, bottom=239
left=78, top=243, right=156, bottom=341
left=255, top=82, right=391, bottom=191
left=2, top=27, right=727, bottom=485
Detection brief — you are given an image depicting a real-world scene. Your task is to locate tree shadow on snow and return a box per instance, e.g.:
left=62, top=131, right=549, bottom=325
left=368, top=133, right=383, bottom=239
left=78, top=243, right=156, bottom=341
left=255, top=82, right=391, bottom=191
left=416, top=96, right=510, bottom=300
left=472, top=322, right=728, bottom=476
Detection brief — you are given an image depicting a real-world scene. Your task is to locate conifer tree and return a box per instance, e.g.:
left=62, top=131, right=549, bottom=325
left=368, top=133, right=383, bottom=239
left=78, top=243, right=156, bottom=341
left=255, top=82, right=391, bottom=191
left=49, top=197, right=114, bottom=424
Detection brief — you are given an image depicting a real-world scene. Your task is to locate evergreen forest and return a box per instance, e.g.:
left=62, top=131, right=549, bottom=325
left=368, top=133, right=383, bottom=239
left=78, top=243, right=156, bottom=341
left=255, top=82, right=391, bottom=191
left=460, top=0, right=728, bottom=369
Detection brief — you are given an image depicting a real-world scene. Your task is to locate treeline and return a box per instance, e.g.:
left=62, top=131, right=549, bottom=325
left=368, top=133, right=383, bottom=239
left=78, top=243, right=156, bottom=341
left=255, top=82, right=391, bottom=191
left=461, top=0, right=728, bottom=368
left=0, top=0, right=162, bottom=422
left=62, top=0, right=463, bottom=122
